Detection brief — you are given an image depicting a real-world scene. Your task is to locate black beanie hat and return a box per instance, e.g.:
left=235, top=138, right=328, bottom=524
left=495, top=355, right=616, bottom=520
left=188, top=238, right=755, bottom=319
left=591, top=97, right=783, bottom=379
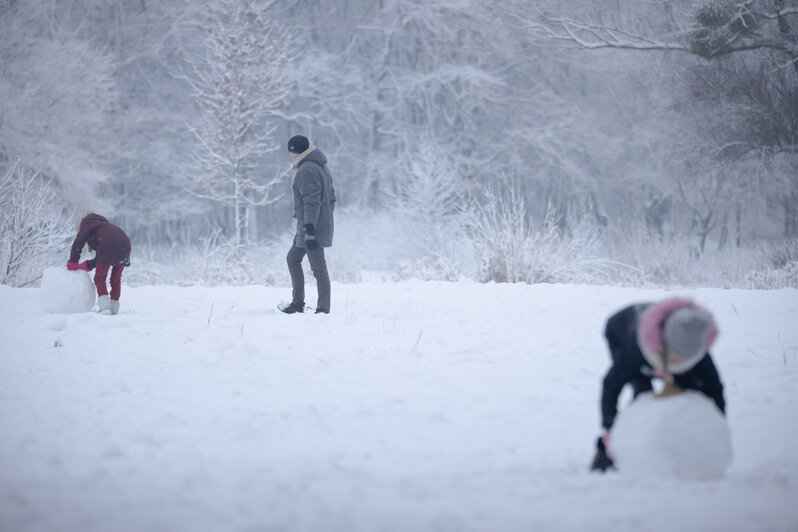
left=287, top=135, right=310, bottom=154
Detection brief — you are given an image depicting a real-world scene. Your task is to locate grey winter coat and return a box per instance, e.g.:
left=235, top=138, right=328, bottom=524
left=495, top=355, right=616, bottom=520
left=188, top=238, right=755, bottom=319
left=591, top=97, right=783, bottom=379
left=292, top=146, right=336, bottom=248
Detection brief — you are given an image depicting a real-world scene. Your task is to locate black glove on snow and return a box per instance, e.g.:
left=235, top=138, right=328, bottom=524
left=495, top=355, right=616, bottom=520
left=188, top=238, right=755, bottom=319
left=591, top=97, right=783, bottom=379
left=303, top=223, right=319, bottom=250
left=590, top=436, right=615, bottom=472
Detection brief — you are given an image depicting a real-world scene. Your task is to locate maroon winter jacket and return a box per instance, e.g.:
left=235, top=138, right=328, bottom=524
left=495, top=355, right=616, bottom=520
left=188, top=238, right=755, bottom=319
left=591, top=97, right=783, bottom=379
left=69, top=213, right=131, bottom=268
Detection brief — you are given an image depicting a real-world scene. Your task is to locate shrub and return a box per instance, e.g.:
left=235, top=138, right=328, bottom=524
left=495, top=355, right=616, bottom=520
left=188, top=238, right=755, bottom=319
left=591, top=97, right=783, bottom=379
left=463, top=181, right=626, bottom=284
left=0, top=161, right=73, bottom=286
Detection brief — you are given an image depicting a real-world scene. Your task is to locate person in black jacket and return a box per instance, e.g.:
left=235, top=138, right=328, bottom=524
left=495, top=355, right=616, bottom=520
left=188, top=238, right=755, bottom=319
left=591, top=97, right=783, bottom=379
left=591, top=298, right=725, bottom=472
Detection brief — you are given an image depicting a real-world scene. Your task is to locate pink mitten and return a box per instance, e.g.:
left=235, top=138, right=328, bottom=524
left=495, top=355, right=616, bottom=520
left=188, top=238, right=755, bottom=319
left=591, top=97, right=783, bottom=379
left=67, top=261, right=90, bottom=272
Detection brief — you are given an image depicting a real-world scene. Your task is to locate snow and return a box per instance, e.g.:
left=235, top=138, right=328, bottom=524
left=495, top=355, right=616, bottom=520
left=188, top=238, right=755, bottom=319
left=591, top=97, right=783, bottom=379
left=38, top=266, right=96, bottom=314
left=611, top=391, right=733, bottom=481
left=1, top=280, right=797, bottom=532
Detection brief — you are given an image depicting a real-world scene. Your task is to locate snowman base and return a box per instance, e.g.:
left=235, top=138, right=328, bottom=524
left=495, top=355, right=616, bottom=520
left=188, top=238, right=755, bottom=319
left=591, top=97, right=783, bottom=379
left=39, top=267, right=96, bottom=314
left=610, top=390, right=733, bottom=481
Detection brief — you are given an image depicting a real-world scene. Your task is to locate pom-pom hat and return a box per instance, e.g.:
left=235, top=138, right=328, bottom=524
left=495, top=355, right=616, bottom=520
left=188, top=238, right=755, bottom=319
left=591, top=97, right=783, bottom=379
left=637, top=298, right=718, bottom=374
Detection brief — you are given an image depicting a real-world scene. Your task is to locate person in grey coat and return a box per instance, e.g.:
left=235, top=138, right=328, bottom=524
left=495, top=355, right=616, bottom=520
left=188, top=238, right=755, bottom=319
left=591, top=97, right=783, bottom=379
left=279, top=135, right=336, bottom=314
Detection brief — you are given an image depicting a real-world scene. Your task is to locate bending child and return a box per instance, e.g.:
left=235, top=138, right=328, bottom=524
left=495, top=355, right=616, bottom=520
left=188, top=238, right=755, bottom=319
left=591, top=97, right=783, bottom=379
left=67, top=211, right=131, bottom=315
left=591, top=298, right=726, bottom=472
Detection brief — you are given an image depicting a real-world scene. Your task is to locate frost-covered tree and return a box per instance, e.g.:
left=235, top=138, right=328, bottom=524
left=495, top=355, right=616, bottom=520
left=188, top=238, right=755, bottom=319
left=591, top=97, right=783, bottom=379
left=183, top=0, right=293, bottom=245
left=4, top=0, right=796, bottom=260
left=285, top=0, right=518, bottom=204
left=383, top=142, right=465, bottom=225
left=0, top=0, right=210, bottom=239
left=380, top=140, right=469, bottom=262
left=0, top=1, right=118, bottom=206
left=511, top=0, right=798, bottom=243
left=517, top=0, right=798, bottom=61
left=674, top=55, right=798, bottom=244
left=0, top=161, right=73, bottom=287
left=89, top=0, right=205, bottom=241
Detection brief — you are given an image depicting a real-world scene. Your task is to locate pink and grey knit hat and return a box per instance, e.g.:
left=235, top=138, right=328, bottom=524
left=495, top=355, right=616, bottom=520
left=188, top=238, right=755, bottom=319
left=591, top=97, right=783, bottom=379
left=637, top=298, right=718, bottom=374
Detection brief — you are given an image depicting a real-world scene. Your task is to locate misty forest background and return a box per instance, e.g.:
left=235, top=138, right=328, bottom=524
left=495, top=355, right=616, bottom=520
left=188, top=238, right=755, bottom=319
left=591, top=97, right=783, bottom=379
left=1, top=0, right=797, bottom=289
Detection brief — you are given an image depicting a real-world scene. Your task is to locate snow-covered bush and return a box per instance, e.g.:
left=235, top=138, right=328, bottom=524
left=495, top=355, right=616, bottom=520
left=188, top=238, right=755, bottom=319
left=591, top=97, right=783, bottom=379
left=521, top=210, right=628, bottom=284
left=607, top=224, right=695, bottom=287
left=738, top=240, right=798, bottom=289
left=740, top=261, right=798, bottom=289
left=463, top=182, right=529, bottom=283
left=607, top=226, right=797, bottom=289
left=0, top=161, right=73, bottom=287
left=392, top=245, right=469, bottom=282
left=189, top=232, right=280, bottom=286
left=326, top=207, right=469, bottom=282
left=125, top=206, right=473, bottom=286
left=463, top=181, right=623, bottom=284
left=767, top=240, right=798, bottom=270
left=124, top=231, right=289, bottom=287
left=122, top=211, right=795, bottom=289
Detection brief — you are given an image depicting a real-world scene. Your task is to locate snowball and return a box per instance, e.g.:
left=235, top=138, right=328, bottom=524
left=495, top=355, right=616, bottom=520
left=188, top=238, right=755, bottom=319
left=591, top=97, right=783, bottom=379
left=611, top=391, right=733, bottom=481
left=39, top=266, right=96, bottom=314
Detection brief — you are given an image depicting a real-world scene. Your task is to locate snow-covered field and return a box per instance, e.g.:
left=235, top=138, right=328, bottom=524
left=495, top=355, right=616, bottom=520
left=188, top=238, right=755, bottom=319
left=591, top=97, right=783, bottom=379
left=1, top=280, right=797, bottom=532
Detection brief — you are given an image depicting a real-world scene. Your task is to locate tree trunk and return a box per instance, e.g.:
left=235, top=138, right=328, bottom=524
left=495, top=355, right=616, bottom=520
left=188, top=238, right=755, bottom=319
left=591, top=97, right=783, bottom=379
left=690, top=210, right=715, bottom=256
left=234, top=179, right=242, bottom=246
left=246, top=205, right=258, bottom=242
left=735, top=203, right=742, bottom=247
left=717, top=211, right=728, bottom=250
left=785, top=193, right=798, bottom=238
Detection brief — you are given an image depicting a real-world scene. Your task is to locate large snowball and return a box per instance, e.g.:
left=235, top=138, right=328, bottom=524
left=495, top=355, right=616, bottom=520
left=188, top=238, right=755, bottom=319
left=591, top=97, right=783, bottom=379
left=39, top=266, right=96, bottom=314
left=611, top=391, right=733, bottom=481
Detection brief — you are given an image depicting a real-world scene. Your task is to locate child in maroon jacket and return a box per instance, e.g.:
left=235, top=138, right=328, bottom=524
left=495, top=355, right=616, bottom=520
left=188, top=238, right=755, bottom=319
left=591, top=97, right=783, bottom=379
left=67, top=211, right=131, bottom=315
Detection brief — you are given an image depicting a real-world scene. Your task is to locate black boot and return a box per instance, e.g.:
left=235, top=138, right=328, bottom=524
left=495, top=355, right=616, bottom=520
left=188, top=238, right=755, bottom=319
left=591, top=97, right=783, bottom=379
left=590, top=436, right=615, bottom=472
left=279, top=301, right=305, bottom=314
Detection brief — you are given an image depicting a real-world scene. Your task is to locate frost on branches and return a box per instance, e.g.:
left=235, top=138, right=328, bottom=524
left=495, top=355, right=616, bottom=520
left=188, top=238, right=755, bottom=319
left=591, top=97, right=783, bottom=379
left=183, top=0, right=293, bottom=245
left=0, top=161, right=73, bottom=287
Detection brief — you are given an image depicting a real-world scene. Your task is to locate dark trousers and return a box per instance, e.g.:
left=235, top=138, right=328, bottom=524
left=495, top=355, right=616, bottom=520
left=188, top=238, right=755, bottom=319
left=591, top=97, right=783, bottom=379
left=287, top=244, right=330, bottom=311
left=630, top=374, right=654, bottom=397
left=94, top=263, right=125, bottom=300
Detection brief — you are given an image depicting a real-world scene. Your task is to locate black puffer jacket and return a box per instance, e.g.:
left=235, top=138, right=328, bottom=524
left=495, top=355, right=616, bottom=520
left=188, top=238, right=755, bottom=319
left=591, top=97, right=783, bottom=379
left=601, top=303, right=725, bottom=429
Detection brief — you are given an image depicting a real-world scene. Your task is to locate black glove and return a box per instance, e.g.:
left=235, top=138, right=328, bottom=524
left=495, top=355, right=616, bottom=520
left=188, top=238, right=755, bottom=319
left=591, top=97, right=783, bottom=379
left=303, top=223, right=319, bottom=250
left=590, top=436, right=615, bottom=472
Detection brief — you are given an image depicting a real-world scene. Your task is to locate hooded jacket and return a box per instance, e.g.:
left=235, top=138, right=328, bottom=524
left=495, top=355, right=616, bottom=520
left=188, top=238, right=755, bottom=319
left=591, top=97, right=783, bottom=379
left=292, top=146, right=336, bottom=248
left=69, top=213, right=131, bottom=268
left=600, top=302, right=725, bottom=430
